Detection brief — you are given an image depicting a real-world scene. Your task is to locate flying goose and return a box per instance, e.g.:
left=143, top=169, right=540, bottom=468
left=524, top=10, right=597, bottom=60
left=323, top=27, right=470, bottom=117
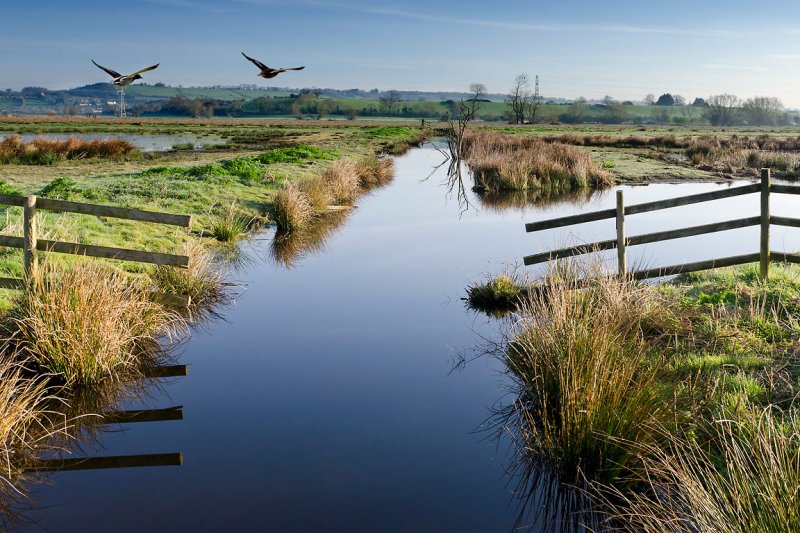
left=91, top=60, right=160, bottom=86
left=241, top=52, right=304, bottom=79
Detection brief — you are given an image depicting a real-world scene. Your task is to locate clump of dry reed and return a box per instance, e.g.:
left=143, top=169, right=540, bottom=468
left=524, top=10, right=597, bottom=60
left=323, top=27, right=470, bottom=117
left=297, top=176, right=333, bottom=213
left=321, top=157, right=360, bottom=204
left=272, top=182, right=316, bottom=231
left=355, top=156, right=394, bottom=188
left=503, top=262, right=696, bottom=488
left=463, top=131, right=614, bottom=193
left=272, top=156, right=390, bottom=232
left=10, top=262, right=183, bottom=384
left=600, top=407, right=800, bottom=532
left=0, top=135, right=136, bottom=165
left=0, top=348, right=66, bottom=524
left=152, top=240, right=227, bottom=317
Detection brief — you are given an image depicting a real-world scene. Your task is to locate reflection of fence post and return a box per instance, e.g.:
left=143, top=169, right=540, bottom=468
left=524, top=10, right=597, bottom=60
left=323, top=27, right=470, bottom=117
left=616, top=190, right=626, bottom=276
left=760, top=168, right=770, bottom=280
left=23, top=195, right=37, bottom=278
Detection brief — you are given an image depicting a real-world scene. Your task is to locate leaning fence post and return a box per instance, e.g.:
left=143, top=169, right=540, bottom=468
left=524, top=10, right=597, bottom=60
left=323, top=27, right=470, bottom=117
left=760, top=168, right=770, bottom=280
left=616, top=189, right=626, bottom=276
left=23, top=195, right=37, bottom=278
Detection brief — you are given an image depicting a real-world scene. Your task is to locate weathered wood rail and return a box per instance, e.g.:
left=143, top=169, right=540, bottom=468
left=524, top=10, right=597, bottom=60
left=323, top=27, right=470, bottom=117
left=0, top=194, right=193, bottom=306
left=524, top=169, right=800, bottom=280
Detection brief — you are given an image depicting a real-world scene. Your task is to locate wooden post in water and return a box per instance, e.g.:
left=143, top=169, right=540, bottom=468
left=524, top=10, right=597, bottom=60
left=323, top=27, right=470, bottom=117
left=23, top=195, right=37, bottom=278
left=616, top=190, right=626, bottom=276
left=760, top=168, right=770, bottom=280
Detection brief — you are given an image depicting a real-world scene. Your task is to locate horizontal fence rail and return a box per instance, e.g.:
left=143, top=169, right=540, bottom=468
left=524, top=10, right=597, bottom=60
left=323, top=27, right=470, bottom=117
left=525, top=183, right=761, bottom=232
left=524, top=169, right=800, bottom=280
left=0, top=193, right=193, bottom=306
left=0, top=194, right=192, bottom=227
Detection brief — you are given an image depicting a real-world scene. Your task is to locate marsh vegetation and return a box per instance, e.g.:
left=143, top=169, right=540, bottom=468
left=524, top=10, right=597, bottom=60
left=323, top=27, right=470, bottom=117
left=2, top=117, right=800, bottom=528
left=473, top=258, right=800, bottom=530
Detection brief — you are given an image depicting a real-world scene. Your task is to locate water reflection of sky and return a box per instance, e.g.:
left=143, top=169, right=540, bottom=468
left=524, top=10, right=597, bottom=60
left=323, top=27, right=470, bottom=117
left=21, top=146, right=800, bottom=531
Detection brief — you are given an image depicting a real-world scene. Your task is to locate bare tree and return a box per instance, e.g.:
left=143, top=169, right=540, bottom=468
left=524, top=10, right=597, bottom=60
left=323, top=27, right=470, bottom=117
left=643, top=93, right=655, bottom=105
left=741, top=96, right=784, bottom=125
left=705, top=94, right=740, bottom=126
left=602, top=95, right=617, bottom=106
left=379, top=90, right=401, bottom=114
left=506, top=73, right=531, bottom=124
left=429, top=83, right=487, bottom=212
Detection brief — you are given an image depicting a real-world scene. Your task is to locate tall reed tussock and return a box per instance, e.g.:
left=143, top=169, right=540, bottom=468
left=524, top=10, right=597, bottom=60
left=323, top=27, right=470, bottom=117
left=0, top=135, right=136, bottom=165
left=355, top=156, right=394, bottom=188
left=9, top=262, right=183, bottom=384
left=601, top=407, right=800, bottom=532
left=272, top=156, right=392, bottom=232
left=321, top=157, right=360, bottom=204
left=503, top=264, right=697, bottom=488
left=463, top=131, right=613, bottom=193
left=0, top=350, right=64, bottom=524
left=272, top=182, right=315, bottom=231
left=297, top=176, right=334, bottom=213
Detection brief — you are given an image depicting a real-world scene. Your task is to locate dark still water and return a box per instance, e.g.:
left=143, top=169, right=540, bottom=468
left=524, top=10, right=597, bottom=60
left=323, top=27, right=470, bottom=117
left=22, top=147, right=800, bottom=532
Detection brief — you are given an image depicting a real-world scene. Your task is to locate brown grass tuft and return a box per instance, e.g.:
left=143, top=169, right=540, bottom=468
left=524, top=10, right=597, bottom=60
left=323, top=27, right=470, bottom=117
left=463, top=131, right=614, bottom=193
left=297, top=176, right=334, bottom=213
left=321, top=158, right=361, bottom=204
left=356, top=156, right=394, bottom=188
left=272, top=182, right=315, bottom=231
left=503, top=262, right=697, bottom=488
left=9, top=261, right=182, bottom=384
left=0, top=134, right=136, bottom=165
left=600, top=407, right=800, bottom=532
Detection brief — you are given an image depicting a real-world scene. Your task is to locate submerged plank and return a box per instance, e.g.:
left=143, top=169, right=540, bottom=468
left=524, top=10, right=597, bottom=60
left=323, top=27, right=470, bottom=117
left=30, top=453, right=183, bottom=472
left=102, top=406, right=183, bottom=425
left=142, top=365, right=188, bottom=378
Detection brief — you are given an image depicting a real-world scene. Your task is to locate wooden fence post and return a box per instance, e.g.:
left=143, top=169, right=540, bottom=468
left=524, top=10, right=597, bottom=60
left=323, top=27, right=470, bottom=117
left=760, top=168, right=770, bottom=280
left=616, top=189, right=626, bottom=276
left=23, top=195, right=37, bottom=278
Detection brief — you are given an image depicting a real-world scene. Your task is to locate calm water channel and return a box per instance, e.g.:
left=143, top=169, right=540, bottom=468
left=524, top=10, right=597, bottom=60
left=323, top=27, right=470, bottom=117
left=21, top=146, right=800, bottom=531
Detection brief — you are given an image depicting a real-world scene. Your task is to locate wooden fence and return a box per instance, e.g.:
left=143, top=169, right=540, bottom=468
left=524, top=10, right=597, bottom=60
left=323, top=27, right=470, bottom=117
left=0, top=193, right=192, bottom=305
left=524, top=169, right=800, bottom=280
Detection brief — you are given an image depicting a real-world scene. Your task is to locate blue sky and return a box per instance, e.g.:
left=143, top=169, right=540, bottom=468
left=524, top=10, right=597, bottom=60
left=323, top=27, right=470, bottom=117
left=4, top=0, right=800, bottom=106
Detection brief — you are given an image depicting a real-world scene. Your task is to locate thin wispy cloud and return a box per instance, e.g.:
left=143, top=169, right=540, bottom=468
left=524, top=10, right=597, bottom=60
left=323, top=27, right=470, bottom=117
left=305, top=0, right=740, bottom=38
left=143, top=0, right=232, bottom=14
left=769, top=53, right=800, bottom=60
left=702, top=63, right=769, bottom=73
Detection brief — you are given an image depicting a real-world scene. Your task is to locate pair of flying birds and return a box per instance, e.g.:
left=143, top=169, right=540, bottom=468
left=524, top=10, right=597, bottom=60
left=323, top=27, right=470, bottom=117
left=91, top=53, right=304, bottom=86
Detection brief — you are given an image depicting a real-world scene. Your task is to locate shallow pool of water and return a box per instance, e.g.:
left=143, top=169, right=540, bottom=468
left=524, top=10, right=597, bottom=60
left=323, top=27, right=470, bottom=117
left=0, top=132, right=223, bottom=152
left=18, top=146, right=800, bottom=531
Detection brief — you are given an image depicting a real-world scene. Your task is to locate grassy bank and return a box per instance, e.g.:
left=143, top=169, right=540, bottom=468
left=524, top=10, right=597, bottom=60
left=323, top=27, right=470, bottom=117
left=472, top=261, right=800, bottom=529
